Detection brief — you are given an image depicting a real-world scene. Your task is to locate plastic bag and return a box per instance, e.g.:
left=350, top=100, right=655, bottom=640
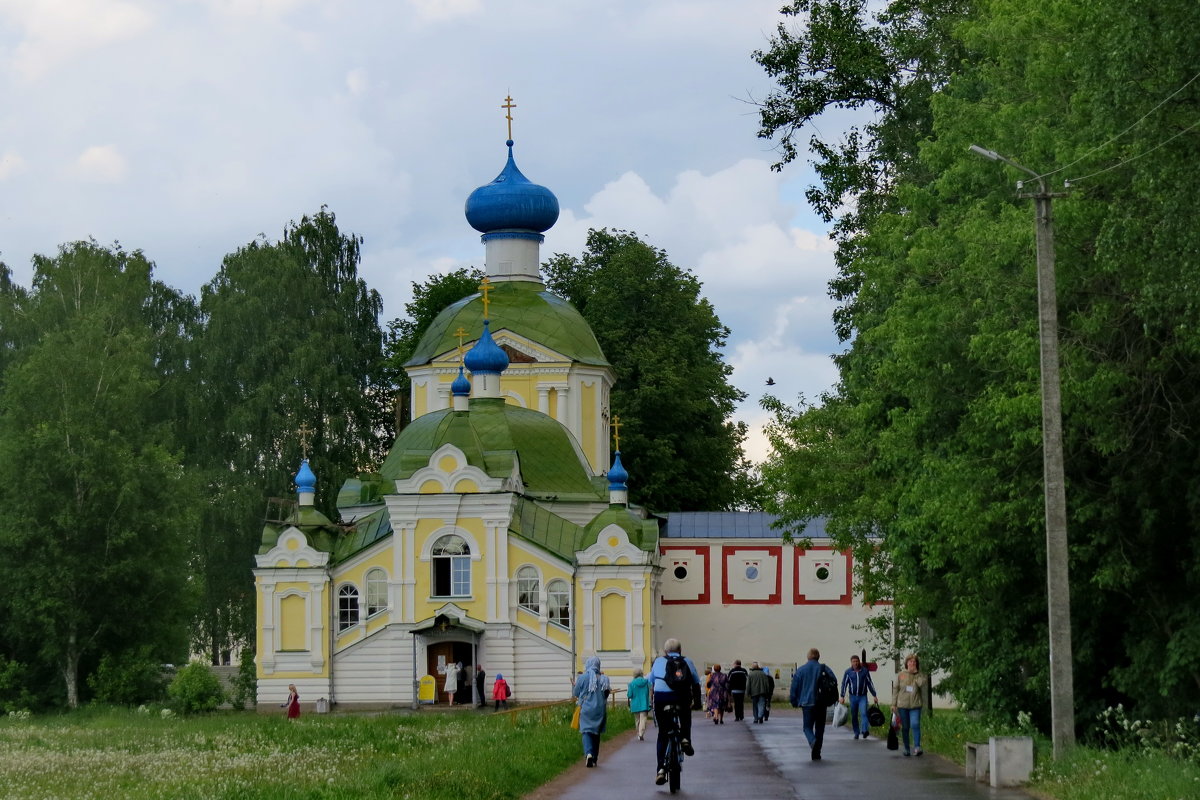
left=867, top=703, right=886, bottom=727
left=570, top=705, right=581, bottom=729
left=832, top=703, right=848, bottom=727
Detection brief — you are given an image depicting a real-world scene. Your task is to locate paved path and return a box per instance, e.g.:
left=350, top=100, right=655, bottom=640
left=526, top=708, right=1034, bottom=799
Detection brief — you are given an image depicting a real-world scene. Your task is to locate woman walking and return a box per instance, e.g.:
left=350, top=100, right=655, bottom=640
left=892, top=653, right=928, bottom=756
left=572, top=656, right=611, bottom=767
left=706, top=663, right=730, bottom=724
left=444, top=662, right=459, bottom=706
left=627, top=668, right=651, bottom=741
left=282, top=683, right=300, bottom=720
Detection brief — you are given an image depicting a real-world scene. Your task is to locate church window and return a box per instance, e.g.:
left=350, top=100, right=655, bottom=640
left=338, top=584, right=360, bottom=631
left=517, top=566, right=541, bottom=614
left=366, top=568, right=388, bottom=617
left=673, top=565, right=688, bottom=580
left=814, top=563, right=831, bottom=582
left=547, top=580, right=570, bottom=628
left=432, top=534, right=471, bottom=597
left=745, top=564, right=760, bottom=581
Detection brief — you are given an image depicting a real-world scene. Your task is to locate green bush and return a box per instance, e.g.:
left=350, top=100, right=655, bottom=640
left=0, top=655, right=36, bottom=714
left=166, top=662, right=224, bottom=714
left=87, top=646, right=167, bottom=706
left=229, top=649, right=257, bottom=711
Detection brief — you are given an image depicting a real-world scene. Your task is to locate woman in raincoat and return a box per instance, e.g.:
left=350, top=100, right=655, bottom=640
left=572, top=656, right=611, bottom=767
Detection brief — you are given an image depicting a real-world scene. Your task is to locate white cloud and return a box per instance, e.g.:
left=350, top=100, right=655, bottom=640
left=346, top=68, right=369, bottom=97
left=406, top=0, right=482, bottom=23
left=0, top=151, right=27, bottom=180
left=73, top=145, right=128, bottom=183
left=0, top=0, right=153, bottom=81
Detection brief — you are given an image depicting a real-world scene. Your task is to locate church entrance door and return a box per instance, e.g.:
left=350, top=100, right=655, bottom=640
left=426, top=641, right=474, bottom=704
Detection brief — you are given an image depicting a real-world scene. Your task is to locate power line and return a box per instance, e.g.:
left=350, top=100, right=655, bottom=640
left=1066, top=116, right=1200, bottom=186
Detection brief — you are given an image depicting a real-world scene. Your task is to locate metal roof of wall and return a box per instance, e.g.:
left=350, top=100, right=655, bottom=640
left=661, top=512, right=829, bottom=539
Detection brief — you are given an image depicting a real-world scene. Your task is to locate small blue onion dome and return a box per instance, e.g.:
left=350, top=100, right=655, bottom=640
left=607, top=451, right=629, bottom=491
left=451, top=365, right=471, bottom=396
left=463, top=319, right=509, bottom=374
left=295, top=459, right=317, bottom=494
left=465, top=141, right=559, bottom=234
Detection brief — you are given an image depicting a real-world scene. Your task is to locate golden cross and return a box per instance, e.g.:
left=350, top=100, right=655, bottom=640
left=501, top=95, right=517, bottom=140
left=298, top=422, right=313, bottom=459
left=479, top=276, right=493, bottom=319
left=611, top=415, right=622, bottom=452
left=453, top=326, right=469, bottom=362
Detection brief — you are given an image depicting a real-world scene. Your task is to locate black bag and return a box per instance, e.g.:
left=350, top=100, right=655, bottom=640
left=816, top=666, right=839, bottom=707
left=663, top=653, right=695, bottom=693
left=867, top=704, right=886, bottom=727
left=886, top=722, right=900, bottom=750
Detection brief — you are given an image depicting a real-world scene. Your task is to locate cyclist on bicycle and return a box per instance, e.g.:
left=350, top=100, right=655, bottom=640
left=650, top=637, right=701, bottom=786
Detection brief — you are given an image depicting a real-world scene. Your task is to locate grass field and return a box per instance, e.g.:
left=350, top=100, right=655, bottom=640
left=0, top=704, right=633, bottom=800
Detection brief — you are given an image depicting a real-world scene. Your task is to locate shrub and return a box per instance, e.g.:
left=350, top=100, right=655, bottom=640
left=87, top=646, right=167, bottom=706
left=167, top=662, right=224, bottom=714
left=229, top=649, right=257, bottom=711
left=0, top=655, right=36, bottom=714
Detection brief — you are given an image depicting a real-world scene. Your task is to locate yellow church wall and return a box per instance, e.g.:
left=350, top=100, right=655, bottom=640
left=599, top=593, right=627, bottom=651
left=410, top=517, right=487, bottom=622
left=548, top=387, right=558, bottom=419
left=580, top=382, right=597, bottom=463
left=500, top=372, right=537, bottom=409
left=256, top=576, right=330, bottom=680
left=279, top=595, right=306, bottom=651
left=413, top=382, right=429, bottom=417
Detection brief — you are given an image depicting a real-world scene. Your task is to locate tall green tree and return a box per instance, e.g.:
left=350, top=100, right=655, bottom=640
left=545, top=229, right=755, bottom=511
left=187, top=207, right=391, bottom=663
left=0, top=242, right=195, bottom=707
left=756, top=0, right=1200, bottom=724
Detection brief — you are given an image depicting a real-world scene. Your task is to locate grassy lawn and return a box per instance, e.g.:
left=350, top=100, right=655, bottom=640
left=919, top=708, right=1200, bottom=800
left=0, top=704, right=632, bottom=800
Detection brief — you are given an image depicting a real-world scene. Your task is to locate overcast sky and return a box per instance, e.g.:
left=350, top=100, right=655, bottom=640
left=0, top=0, right=852, bottom=462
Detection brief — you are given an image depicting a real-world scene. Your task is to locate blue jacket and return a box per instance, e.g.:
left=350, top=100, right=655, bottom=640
left=841, top=666, right=877, bottom=698
left=627, top=676, right=651, bottom=713
left=650, top=653, right=701, bottom=694
left=573, top=657, right=611, bottom=734
left=789, top=658, right=837, bottom=708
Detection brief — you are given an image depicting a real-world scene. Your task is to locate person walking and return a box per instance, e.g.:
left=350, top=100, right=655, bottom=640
left=892, top=653, right=928, bottom=756
left=650, top=637, right=701, bottom=786
left=841, top=654, right=879, bottom=740
left=789, top=648, right=838, bottom=760
left=706, top=663, right=730, bottom=724
left=444, top=661, right=458, bottom=706
left=282, top=683, right=300, bottom=720
left=628, top=668, right=652, bottom=741
left=475, top=664, right=487, bottom=708
left=455, top=662, right=470, bottom=705
left=747, top=662, right=771, bottom=723
left=727, top=660, right=748, bottom=721
left=764, top=668, right=776, bottom=721
left=573, top=656, right=611, bottom=767
left=492, top=673, right=511, bottom=711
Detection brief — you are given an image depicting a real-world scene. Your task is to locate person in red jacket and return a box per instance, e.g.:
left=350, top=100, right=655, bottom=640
left=493, top=673, right=511, bottom=711
left=282, top=684, right=300, bottom=720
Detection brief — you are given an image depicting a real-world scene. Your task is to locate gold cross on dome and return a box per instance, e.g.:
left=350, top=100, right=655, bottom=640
left=479, top=276, right=494, bottom=319
left=611, top=415, right=622, bottom=451
left=298, top=422, right=313, bottom=459
left=501, top=95, right=517, bottom=140
left=453, top=326, right=469, bottom=362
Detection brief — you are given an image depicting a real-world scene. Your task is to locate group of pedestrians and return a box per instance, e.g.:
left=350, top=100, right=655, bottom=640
left=443, top=662, right=511, bottom=710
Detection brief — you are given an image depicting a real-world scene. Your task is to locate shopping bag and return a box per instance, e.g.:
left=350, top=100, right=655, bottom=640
left=867, top=703, right=886, bottom=727
left=886, top=711, right=899, bottom=750
left=832, top=703, right=848, bottom=728
left=570, top=705, right=581, bottom=730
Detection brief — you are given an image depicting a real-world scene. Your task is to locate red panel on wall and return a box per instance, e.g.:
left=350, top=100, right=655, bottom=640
left=720, top=545, right=782, bottom=604
left=793, top=546, right=853, bottom=605
left=660, top=545, right=710, bottom=604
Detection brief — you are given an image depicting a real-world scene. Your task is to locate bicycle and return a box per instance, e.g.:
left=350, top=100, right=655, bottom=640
left=659, top=701, right=685, bottom=794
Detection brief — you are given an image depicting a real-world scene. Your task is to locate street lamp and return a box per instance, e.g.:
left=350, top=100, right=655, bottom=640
left=970, top=144, right=1075, bottom=756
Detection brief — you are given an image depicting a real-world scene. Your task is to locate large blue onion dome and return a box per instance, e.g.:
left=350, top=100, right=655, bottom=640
left=451, top=365, right=471, bottom=397
left=607, top=451, right=629, bottom=491
left=295, top=458, right=317, bottom=494
left=463, top=319, right=509, bottom=374
left=465, top=141, right=560, bottom=235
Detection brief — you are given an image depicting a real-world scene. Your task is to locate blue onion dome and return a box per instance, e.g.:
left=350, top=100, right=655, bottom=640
left=464, top=140, right=560, bottom=234
left=607, top=451, right=629, bottom=491
left=451, top=365, right=471, bottom=396
left=295, top=459, right=317, bottom=494
left=463, top=319, right=509, bottom=374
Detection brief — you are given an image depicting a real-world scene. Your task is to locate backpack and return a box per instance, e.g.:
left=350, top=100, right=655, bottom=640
left=663, top=653, right=695, bottom=693
left=816, top=666, right=839, bottom=707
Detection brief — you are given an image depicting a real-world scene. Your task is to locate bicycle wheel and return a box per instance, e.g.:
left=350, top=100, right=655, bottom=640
left=669, top=752, right=681, bottom=794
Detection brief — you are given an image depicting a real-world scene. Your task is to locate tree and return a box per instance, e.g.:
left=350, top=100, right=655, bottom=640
left=756, top=0, right=1200, bottom=723
left=0, top=242, right=195, bottom=707
left=186, top=207, right=391, bottom=663
left=545, top=229, right=756, bottom=511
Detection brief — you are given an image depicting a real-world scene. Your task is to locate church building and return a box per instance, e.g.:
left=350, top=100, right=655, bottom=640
left=253, top=116, right=896, bottom=709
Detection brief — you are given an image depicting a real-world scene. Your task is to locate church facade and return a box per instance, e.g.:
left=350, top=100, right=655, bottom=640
left=253, top=130, right=897, bottom=709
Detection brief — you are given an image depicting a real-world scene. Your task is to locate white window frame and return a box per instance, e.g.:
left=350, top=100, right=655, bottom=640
left=338, top=584, right=360, bottom=631
left=547, top=579, right=570, bottom=629
left=365, top=568, right=388, bottom=617
left=431, top=534, right=471, bottom=598
left=516, top=565, right=541, bottom=615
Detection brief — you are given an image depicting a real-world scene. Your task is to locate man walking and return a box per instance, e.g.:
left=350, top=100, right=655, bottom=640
left=475, top=664, right=487, bottom=708
left=840, top=655, right=878, bottom=739
left=747, top=661, right=771, bottom=723
left=728, top=660, right=748, bottom=721
left=790, top=647, right=838, bottom=760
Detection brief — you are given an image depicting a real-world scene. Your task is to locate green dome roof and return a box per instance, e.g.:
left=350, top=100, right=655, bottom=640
left=379, top=398, right=606, bottom=501
left=580, top=506, right=660, bottom=553
left=404, top=281, right=608, bottom=368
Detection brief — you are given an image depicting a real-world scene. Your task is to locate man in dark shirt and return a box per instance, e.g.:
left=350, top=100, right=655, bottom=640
left=727, top=660, right=749, bottom=721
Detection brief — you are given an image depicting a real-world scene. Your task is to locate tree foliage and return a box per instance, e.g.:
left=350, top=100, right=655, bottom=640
left=757, top=0, right=1200, bottom=726
left=544, top=229, right=756, bottom=511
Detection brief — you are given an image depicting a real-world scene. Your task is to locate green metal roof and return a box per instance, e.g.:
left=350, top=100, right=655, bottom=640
left=404, top=280, right=609, bottom=368
left=378, top=398, right=605, bottom=500
left=258, top=505, right=339, bottom=555
left=580, top=505, right=660, bottom=553
left=332, top=507, right=392, bottom=562
left=509, top=497, right=584, bottom=562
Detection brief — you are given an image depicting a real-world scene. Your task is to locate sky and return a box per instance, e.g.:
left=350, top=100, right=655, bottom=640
left=0, top=0, right=853, bottom=463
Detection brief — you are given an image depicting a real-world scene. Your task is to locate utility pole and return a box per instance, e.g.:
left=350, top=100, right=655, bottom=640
left=970, top=145, right=1075, bottom=756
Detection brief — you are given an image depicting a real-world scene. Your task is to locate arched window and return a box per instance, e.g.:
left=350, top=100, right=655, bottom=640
left=431, top=534, right=471, bottom=597
left=516, top=566, right=540, bottom=614
left=338, top=584, right=360, bottom=631
left=547, top=579, right=570, bottom=628
left=366, top=568, right=388, bottom=617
